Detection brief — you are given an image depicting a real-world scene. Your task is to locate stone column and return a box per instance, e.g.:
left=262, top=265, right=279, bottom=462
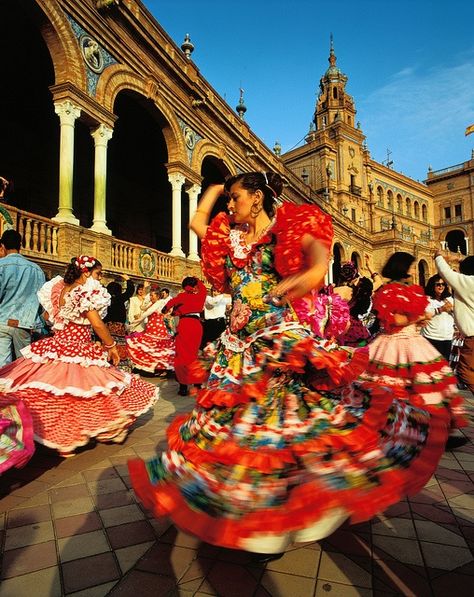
left=53, top=100, right=81, bottom=224
left=187, top=183, right=201, bottom=261
left=326, top=257, right=334, bottom=285
left=464, top=236, right=469, bottom=255
left=90, top=124, right=113, bottom=235
left=168, top=172, right=186, bottom=257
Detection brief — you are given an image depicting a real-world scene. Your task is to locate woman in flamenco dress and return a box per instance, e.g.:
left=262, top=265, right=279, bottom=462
left=0, top=256, right=159, bottom=458
left=358, top=251, right=467, bottom=447
left=129, top=172, right=451, bottom=556
left=126, top=288, right=175, bottom=377
left=0, top=399, right=35, bottom=474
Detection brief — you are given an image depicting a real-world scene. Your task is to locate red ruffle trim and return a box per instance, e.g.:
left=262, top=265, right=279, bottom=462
left=128, top=395, right=449, bottom=549
left=273, top=203, right=334, bottom=277
left=373, top=283, right=428, bottom=331
left=200, top=212, right=231, bottom=293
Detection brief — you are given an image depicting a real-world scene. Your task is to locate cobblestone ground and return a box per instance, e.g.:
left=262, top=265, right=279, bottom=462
left=0, top=380, right=473, bottom=597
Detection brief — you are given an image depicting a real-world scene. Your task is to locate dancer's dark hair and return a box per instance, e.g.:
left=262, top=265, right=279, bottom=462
left=425, top=275, right=451, bottom=300
left=224, top=171, right=283, bottom=218
left=381, top=252, right=415, bottom=281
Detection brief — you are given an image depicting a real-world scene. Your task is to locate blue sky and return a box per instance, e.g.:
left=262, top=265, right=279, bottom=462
left=146, top=0, right=474, bottom=182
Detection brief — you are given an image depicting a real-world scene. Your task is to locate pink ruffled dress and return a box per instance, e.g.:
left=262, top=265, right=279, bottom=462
left=0, top=276, right=159, bottom=454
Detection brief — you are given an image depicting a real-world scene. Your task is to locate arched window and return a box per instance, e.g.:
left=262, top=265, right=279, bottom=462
left=406, top=198, right=411, bottom=216
left=377, top=186, right=384, bottom=207
left=418, top=260, right=429, bottom=287
left=422, top=204, right=428, bottom=221
left=396, top=194, right=403, bottom=214
left=333, top=87, right=338, bottom=99
left=351, top=251, right=361, bottom=270
left=332, top=242, right=344, bottom=282
left=446, top=230, right=467, bottom=255
left=387, top=190, right=393, bottom=210
left=414, top=201, right=420, bottom=219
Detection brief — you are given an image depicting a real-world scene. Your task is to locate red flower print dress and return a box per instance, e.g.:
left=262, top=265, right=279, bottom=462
left=0, top=276, right=159, bottom=454
left=129, top=204, right=450, bottom=554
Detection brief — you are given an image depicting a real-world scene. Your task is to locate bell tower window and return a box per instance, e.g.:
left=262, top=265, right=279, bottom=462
left=333, top=87, right=338, bottom=99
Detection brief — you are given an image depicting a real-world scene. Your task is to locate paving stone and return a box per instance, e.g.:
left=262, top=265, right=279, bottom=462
left=48, top=483, right=90, bottom=503
left=136, top=542, right=197, bottom=580
left=67, top=581, right=118, bottom=597
left=106, top=519, right=156, bottom=549
left=92, top=489, right=135, bottom=510
left=372, top=559, right=431, bottom=597
left=87, top=477, right=127, bottom=495
left=420, top=541, right=473, bottom=571
left=315, top=580, right=372, bottom=596
left=260, top=569, right=315, bottom=597
left=51, top=496, right=95, bottom=519
left=82, top=467, right=120, bottom=482
left=372, top=535, right=424, bottom=566
left=58, top=529, right=111, bottom=562
left=448, top=494, right=474, bottom=510
left=108, top=570, right=175, bottom=596
left=198, top=561, right=261, bottom=596
left=62, top=552, right=120, bottom=593
left=265, top=547, right=320, bottom=577
left=7, top=504, right=51, bottom=528
left=115, top=541, right=154, bottom=573
left=1, top=541, right=57, bottom=578
left=372, top=517, right=417, bottom=539
left=318, top=552, right=372, bottom=588
left=177, top=557, right=215, bottom=593
left=0, top=566, right=61, bottom=597
left=414, top=519, right=468, bottom=546
left=53, top=511, right=103, bottom=538
left=431, top=571, right=474, bottom=597
left=99, top=503, right=145, bottom=527
left=5, top=520, right=55, bottom=550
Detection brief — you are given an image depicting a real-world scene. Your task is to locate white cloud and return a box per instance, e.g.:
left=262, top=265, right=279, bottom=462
left=358, top=56, right=474, bottom=179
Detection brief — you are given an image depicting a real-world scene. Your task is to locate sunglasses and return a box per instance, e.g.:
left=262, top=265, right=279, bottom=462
left=435, top=283, right=446, bottom=287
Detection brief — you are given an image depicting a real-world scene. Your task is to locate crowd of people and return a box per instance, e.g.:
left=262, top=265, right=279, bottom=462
left=0, top=169, right=472, bottom=561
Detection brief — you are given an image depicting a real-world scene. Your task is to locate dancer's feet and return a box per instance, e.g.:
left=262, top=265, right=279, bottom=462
left=178, top=384, right=188, bottom=396
left=250, top=552, right=285, bottom=564
left=59, top=450, right=75, bottom=459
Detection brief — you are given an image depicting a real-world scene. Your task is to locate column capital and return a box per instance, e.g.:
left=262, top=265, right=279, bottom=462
left=168, top=172, right=186, bottom=190
left=187, top=183, right=202, bottom=199
left=54, top=100, right=81, bottom=125
left=91, top=123, right=114, bottom=146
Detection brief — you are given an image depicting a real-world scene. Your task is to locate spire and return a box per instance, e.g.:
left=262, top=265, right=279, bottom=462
left=236, top=87, right=247, bottom=119
left=329, top=33, right=336, bottom=67
left=324, top=34, right=344, bottom=79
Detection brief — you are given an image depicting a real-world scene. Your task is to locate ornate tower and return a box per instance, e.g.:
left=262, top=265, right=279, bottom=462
left=313, top=35, right=357, bottom=131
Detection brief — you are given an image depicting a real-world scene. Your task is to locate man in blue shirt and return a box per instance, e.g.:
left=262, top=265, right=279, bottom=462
left=0, top=229, right=45, bottom=366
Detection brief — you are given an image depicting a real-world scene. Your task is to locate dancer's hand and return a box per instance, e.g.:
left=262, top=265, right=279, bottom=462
left=108, top=345, right=120, bottom=366
left=271, top=268, right=326, bottom=302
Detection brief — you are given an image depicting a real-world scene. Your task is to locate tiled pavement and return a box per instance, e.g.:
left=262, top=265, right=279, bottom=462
left=0, top=381, right=473, bottom=597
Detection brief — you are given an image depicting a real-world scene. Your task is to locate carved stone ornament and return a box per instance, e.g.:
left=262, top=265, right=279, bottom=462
left=96, top=0, right=120, bottom=9
left=138, top=248, right=156, bottom=277
left=80, top=34, right=104, bottom=74
left=348, top=146, right=355, bottom=158
left=183, top=126, right=197, bottom=151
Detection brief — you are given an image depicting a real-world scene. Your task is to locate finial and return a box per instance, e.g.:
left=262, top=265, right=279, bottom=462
left=273, top=141, right=281, bottom=156
left=236, top=87, right=247, bottom=119
left=181, top=33, right=194, bottom=59
left=428, top=164, right=433, bottom=172
left=329, top=33, right=336, bottom=67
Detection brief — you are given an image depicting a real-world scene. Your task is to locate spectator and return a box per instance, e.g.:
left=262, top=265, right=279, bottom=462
left=0, top=229, right=45, bottom=366
left=435, top=250, right=474, bottom=395
left=127, top=281, right=151, bottom=332
left=104, top=275, right=135, bottom=371
left=201, top=289, right=231, bottom=347
left=422, top=274, right=455, bottom=361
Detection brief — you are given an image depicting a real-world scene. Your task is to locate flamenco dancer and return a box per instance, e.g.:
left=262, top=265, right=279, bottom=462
left=129, top=172, right=450, bottom=557
left=358, top=251, right=467, bottom=447
left=162, top=276, right=206, bottom=396
left=126, top=288, right=175, bottom=377
left=0, top=256, right=159, bottom=458
left=0, top=399, right=35, bottom=474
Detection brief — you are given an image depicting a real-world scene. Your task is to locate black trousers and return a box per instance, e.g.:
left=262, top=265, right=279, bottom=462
left=201, top=317, right=226, bottom=349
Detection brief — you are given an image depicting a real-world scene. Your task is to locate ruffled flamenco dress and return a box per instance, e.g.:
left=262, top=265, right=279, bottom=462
left=129, top=204, right=450, bottom=554
left=358, top=282, right=467, bottom=430
left=0, top=276, right=159, bottom=455
left=126, top=310, right=175, bottom=374
left=0, top=399, right=35, bottom=474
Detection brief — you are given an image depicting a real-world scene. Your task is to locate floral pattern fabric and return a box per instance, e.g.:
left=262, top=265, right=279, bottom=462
left=129, top=205, right=450, bottom=553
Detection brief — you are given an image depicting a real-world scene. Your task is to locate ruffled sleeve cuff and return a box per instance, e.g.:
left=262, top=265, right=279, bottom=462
left=273, top=203, right=334, bottom=277
left=37, top=276, right=64, bottom=322
left=200, top=212, right=231, bottom=292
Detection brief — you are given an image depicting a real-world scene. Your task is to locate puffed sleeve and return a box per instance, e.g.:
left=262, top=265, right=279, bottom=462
left=65, top=279, right=111, bottom=321
left=200, top=212, right=232, bottom=292
left=37, top=275, right=64, bottom=320
left=273, top=203, right=334, bottom=277
left=373, top=283, right=428, bottom=329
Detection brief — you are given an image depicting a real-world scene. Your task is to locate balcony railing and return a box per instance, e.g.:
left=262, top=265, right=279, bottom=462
left=441, top=216, right=462, bottom=225
left=18, top=211, right=59, bottom=259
